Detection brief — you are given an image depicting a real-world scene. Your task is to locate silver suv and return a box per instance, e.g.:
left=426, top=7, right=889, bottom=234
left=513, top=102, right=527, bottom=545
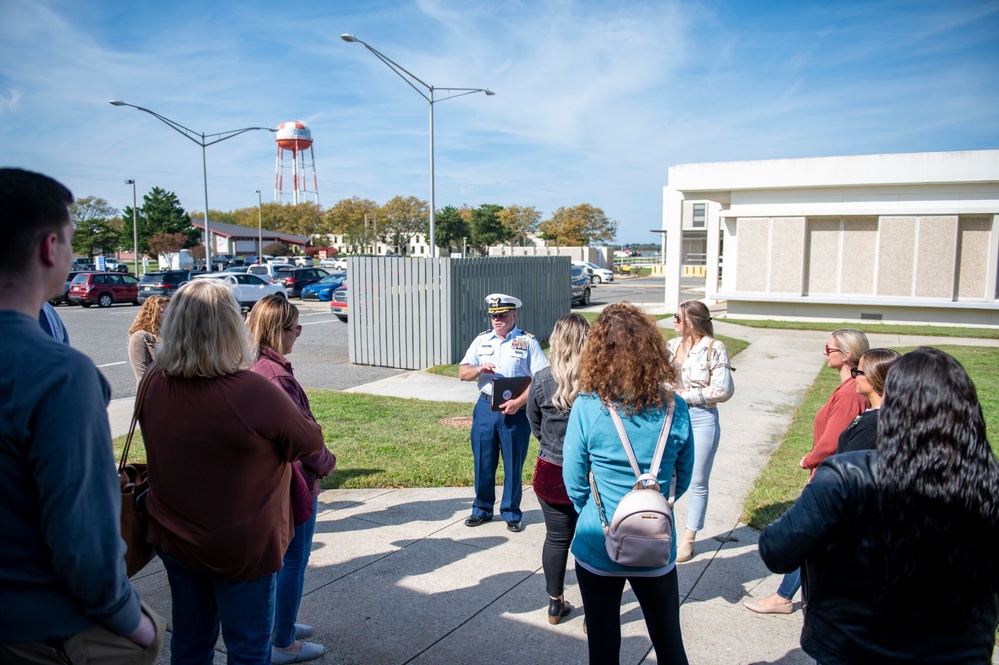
left=247, top=263, right=296, bottom=283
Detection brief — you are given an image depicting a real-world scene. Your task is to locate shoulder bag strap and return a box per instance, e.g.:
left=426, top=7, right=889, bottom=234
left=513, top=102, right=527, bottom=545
left=706, top=338, right=716, bottom=384
left=118, top=369, right=151, bottom=474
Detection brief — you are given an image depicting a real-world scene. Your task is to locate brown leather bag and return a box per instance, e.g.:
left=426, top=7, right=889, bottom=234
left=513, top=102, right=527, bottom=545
left=118, top=374, right=154, bottom=577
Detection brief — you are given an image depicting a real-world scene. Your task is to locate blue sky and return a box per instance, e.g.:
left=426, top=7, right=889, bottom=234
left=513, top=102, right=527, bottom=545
left=2, top=0, right=997, bottom=243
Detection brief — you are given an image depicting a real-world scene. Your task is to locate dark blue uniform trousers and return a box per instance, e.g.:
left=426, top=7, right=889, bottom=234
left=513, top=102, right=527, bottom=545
left=470, top=395, right=530, bottom=523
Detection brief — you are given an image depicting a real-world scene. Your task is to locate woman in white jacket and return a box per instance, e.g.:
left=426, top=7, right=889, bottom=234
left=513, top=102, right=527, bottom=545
left=667, top=300, right=734, bottom=561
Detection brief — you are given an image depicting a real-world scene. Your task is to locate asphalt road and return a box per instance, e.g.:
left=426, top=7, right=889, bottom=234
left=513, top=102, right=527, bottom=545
left=55, top=274, right=704, bottom=400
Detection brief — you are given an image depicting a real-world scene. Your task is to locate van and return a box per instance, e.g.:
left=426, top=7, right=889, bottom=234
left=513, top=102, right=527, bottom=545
left=158, top=249, right=195, bottom=271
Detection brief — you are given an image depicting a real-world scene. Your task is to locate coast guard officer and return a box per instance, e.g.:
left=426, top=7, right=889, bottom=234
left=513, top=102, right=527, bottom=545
left=459, top=293, right=549, bottom=532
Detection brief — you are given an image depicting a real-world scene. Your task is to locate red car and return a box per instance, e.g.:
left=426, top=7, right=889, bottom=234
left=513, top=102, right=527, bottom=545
left=68, top=272, right=140, bottom=308
left=330, top=282, right=348, bottom=322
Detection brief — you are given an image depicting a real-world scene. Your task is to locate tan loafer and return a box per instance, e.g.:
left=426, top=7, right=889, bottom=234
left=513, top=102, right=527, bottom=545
left=743, top=597, right=793, bottom=614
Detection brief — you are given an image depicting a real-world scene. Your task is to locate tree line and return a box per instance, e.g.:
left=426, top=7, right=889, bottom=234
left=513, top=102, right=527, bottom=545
left=70, top=187, right=619, bottom=258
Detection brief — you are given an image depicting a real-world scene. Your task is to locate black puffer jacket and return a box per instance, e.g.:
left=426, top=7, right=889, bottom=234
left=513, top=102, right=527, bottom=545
left=760, top=451, right=999, bottom=664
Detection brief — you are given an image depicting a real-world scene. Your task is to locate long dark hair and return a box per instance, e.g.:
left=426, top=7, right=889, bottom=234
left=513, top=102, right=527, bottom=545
left=876, top=347, right=999, bottom=622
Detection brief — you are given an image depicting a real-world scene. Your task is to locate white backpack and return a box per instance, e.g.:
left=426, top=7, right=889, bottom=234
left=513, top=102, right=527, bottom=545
left=588, top=398, right=676, bottom=567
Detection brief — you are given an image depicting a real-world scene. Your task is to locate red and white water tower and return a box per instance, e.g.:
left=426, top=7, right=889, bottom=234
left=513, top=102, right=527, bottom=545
left=274, top=121, right=319, bottom=204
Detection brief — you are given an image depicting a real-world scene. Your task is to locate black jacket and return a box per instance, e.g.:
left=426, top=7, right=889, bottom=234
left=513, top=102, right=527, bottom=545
left=760, top=451, right=999, bottom=664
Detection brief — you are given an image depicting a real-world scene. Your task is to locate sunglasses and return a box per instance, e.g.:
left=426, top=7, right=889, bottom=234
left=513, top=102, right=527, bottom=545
left=824, top=345, right=842, bottom=356
left=673, top=314, right=683, bottom=323
left=284, top=324, right=303, bottom=337
left=850, top=367, right=865, bottom=379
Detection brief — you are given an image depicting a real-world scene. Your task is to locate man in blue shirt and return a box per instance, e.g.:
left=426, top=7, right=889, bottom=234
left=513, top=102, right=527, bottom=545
left=459, top=293, right=549, bottom=532
left=0, top=169, right=163, bottom=663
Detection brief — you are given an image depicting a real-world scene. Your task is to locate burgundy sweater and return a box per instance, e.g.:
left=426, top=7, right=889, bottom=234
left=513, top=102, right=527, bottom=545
left=140, top=365, right=324, bottom=581
left=803, top=378, right=868, bottom=478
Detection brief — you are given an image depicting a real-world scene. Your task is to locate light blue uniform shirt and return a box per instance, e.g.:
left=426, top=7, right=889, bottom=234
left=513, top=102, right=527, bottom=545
left=460, top=325, right=549, bottom=396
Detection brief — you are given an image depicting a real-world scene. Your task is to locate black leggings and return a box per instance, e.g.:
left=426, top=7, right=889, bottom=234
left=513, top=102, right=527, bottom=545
left=576, top=565, right=688, bottom=665
left=538, top=499, right=578, bottom=597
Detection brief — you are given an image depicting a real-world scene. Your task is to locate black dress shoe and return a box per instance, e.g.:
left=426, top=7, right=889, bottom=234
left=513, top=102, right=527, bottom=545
left=506, top=521, right=523, bottom=532
left=548, top=598, right=572, bottom=625
left=464, top=514, right=492, bottom=527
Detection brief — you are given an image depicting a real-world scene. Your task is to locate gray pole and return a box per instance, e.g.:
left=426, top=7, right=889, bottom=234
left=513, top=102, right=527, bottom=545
left=255, top=190, right=263, bottom=263
left=202, top=140, right=212, bottom=272
left=126, top=180, right=139, bottom=276
left=429, top=88, right=435, bottom=258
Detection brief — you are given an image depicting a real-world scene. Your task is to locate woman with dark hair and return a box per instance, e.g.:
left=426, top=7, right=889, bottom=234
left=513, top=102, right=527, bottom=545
left=562, top=303, right=694, bottom=663
left=127, top=295, right=169, bottom=384
left=745, top=328, right=869, bottom=614
left=139, top=280, right=324, bottom=664
left=759, top=347, right=999, bottom=663
left=247, top=294, right=336, bottom=664
left=526, top=313, right=590, bottom=625
left=836, top=348, right=901, bottom=455
left=667, top=300, right=734, bottom=561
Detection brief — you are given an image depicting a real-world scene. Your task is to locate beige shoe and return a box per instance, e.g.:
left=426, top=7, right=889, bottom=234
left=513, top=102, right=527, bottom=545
left=743, top=594, right=793, bottom=615
left=676, top=529, right=697, bottom=562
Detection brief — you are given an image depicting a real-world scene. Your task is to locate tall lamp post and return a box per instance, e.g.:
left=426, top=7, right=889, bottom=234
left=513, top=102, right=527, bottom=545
left=124, top=179, right=140, bottom=276
left=254, top=189, right=263, bottom=263
left=340, top=34, right=493, bottom=258
left=109, top=100, right=275, bottom=272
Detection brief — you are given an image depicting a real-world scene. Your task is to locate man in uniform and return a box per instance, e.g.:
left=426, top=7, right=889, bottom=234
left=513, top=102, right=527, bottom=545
left=459, top=293, right=549, bottom=532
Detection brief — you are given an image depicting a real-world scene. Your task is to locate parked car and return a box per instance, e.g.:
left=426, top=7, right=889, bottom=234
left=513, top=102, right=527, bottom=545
left=50, top=270, right=90, bottom=306
left=210, top=254, right=244, bottom=270
left=273, top=267, right=329, bottom=298
left=222, top=266, right=252, bottom=273
left=571, top=266, right=591, bottom=307
left=291, top=256, right=314, bottom=267
left=137, top=270, right=206, bottom=303
left=267, top=256, right=295, bottom=266
left=330, top=283, right=348, bottom=322
left=572, top=260, right=614, bottom=285
left=71, top=257, right=95, bottom=271
left=247, top=263, right=296, bottom=283
left=98, top=257, right=130, bottom=273
left=319, top=257, right=345, bottom=270
left=68, top=272, right=140, bottom=308
left=192, top=273, right=286, bottom=309
left=300, top=272, right=347, bottom=301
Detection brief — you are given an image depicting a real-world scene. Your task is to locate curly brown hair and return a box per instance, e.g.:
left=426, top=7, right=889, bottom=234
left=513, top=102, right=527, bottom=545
left=128, top=295, right=170, bottom=336
left=579, top=302, right=676, bottom=414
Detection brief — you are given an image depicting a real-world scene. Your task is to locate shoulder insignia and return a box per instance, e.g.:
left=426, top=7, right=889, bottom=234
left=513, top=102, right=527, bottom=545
left=520, top=332, right=536, bottom=339
left=478, top=329, right=492, bottom=336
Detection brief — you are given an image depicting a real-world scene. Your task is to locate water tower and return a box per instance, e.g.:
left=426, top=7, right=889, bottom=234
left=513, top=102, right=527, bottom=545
left=274, top=121, right=319, bottom=204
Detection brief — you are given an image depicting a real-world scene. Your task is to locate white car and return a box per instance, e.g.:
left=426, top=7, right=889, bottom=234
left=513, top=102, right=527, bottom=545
left=192, top=273, right=286, bottom=308
left=246, top=263, right=296, bottom=283
left=292, top=256, right=314, bottom=267
left=573, top=260, right=614, bottom=284
left=319, top=257, right=346, bottom=271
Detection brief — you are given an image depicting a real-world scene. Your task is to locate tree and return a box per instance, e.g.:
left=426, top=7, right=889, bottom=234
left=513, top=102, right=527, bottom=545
left=146, top=232, right=187, bottom=266
left=123, top=187, right=198, bottom=253
left=264, top=241, right=288, bottom=256
left=324, top=197, right=379, bottom=253
left=539, top=204, right=618, bottom=246
left=497, top=205, right=541, bottom=246
left=434, top=205, right=469, bottom=255
left=70, top=197, right=123, bottom=257
left=379, top=196, right=429, bottom=256
left=469, top=204, right=509, bottom=252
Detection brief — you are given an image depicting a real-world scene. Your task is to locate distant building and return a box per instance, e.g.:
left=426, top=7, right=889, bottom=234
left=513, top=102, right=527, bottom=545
left=662, top=150, right=999, bottom=326
left=190, top=220, right=310, bottom=257
left=322, top=233, right=432, bottom=257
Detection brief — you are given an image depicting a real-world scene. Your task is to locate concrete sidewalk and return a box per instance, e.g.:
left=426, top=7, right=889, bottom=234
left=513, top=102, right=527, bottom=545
left=126, top=321, right=999, bottom=664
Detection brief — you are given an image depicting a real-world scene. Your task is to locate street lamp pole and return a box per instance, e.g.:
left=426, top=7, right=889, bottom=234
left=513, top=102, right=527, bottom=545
left=340, top=34, right=493, bottom=259
left=109, top=100, right=275, bottom=272
left=255, top=189, right=263, bottom=262
left=125, top=179, right=140, bottom=276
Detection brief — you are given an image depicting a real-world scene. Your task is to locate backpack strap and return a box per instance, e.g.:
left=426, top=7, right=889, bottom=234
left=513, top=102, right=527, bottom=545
left=607, top=397, right=676, bottom=484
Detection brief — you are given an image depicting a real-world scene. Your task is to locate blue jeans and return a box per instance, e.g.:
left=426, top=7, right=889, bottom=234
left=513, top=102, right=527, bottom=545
left=777, top=568, right=801, bottom=600
left=159, top=551, right=277, bottom=665
left=273, top=496, right=319, bottom=648
left=686, top=405, right=721, bottom=532
left=470, top=396, right=530, bottom=522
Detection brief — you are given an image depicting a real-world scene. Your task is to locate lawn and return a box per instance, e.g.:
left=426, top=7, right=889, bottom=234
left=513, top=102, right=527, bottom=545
left=721, top=317, right=999, bottom=340
left=742, top=344, right=999, bottom=530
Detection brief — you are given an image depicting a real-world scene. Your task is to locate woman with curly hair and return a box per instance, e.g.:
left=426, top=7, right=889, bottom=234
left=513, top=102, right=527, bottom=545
left=127, top=295, right=169, bottom=384
left=759, top=347, right=999, bottom=662
left=526, top=313, right=590, bottom=625
left=562, top=303, right=695, bottom=664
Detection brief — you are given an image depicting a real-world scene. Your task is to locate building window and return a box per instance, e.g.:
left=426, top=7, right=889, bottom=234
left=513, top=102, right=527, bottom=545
left=692, top=203, right=706, bottom=229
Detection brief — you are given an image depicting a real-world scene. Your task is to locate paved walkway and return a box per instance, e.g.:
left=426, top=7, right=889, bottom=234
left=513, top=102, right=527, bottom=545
left=125, top=317, right=998, bottom=664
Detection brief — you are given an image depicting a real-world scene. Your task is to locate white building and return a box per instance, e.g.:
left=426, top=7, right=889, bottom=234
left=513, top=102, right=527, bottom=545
left=662, top=150, right=999, bottom=326
left=324, top=233, right=432, bottom=257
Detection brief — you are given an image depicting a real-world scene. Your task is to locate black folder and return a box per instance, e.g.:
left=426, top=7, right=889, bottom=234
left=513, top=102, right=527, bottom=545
left=490, top=376, right=532, bottom=411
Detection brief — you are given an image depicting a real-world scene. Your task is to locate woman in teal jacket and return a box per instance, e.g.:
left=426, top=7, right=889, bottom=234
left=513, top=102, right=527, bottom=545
left=563, top=303, right=695, bottom=664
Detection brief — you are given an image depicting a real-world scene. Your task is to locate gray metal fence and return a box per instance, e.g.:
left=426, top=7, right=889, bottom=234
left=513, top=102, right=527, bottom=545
left=346, top=256, right=570, bottom=370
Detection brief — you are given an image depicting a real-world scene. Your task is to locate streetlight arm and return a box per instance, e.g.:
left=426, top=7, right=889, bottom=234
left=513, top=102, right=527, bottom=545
left=110, top=101, right=206, bottom=147
left=432, top=87, right=495, bottom=102
left=353, top=40, right=433, bottom=102
left=202, top=126, right=277, bottom=147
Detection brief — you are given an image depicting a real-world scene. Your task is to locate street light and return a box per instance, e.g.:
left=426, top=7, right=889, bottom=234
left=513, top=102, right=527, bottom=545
left=254, top=189, right=263, bottom=263
left=340, top=34, right=494, bottom=258
left=124, top=179, right=140, bottom=276
left=109, top=100, right=275, bottom=272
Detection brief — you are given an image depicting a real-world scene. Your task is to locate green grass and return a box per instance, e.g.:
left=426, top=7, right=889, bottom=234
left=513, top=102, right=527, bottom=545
left=721, top=318, right=999, bottom=339
left=114, top=392, right=538, bottom=489
left=742, top=345, right=999, bottom=530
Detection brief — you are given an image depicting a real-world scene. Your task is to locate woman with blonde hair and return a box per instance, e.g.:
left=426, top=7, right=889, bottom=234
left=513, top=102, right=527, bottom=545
left=667, top=300, right=734, bottom=562
left=139, top=279, right=324, bottom=664
left=562, top=303, right=695, bottom=663
left=745, top=328, right=869, bottom=615
left=247, top=294, right=336, bottom=664
left=526, top=313, right=590, bottom=625
left=126, top=295, right=169, bottom=384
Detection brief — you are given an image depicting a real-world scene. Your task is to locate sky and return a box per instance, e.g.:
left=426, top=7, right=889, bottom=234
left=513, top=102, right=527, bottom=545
left=2, top=0, right=998, bottom=244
